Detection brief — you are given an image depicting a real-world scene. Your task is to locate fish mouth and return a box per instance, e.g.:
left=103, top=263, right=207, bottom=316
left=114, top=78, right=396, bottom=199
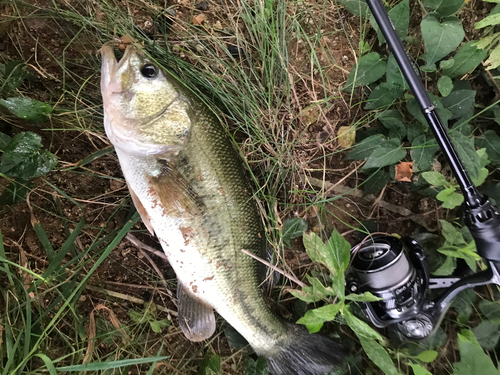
left=100, top=44, right=137, bottom=93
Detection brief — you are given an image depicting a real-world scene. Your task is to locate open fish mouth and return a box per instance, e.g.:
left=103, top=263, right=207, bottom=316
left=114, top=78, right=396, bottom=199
left=100, top=44, right=138, bottom=94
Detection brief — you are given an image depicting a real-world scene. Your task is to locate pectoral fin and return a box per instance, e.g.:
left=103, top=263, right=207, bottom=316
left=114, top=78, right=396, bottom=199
left=127, top=182, right=155, bottom=235
left=148, top=159, right=204, bottom=217
left=177, top=282, right=216, bottom=342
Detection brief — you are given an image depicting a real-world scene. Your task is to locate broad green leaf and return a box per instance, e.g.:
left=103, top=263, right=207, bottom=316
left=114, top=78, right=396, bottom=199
left=477, top=148, right=490, bottom=168
left=363, top=142, right=406, bottom=170
left=440, top=59, right=455, bottom=69
left=423, top=0, right=465, bottom=17
left=472, top=321, right=500, bottom=350
left=436, top=188, right=464, bottom=209
left=475, top=12, right=500, bottom=29
left=439, top=220, right=467, bottom=246
left=289, top=289, right=325, bottom=303
left=243, top=357, right=268, bottom=375
left=386, top=54, right=409, bottom=90
left=416, top=350, right=438, bottom=363
left=422, top=172, right=449, bottom=187
left=363, top=169, right=390, bottom=195
left=410, top=364, right=433, bottom=375
left=411, top=135, right=438, bottom=171
left=407, top=94, right=448, bottom=128
left=0, top=97, right=52, bottom=124
left=371, top=0, right=409, bottom=44
left=0, top=61, right=28, bottom=94
left=433, top=255, right=456, bottom=276
left=327, top=229, right=351, bottom=298
left=297, top=303, right=342, bottom=332
left=450, top=132, right=481, bottom=180
left=343, top=305, right=384, bottom=342
left=443, top=41, right=488, bottom=78
left=307, top=275, right=336, bottom=297
left=452, top=331, right=500, bottom=375
left=377, top=109, right=406, bottom=139
left=364, top=83, right=400, bottom=110
left=336, top=0, right=370, bottom=17
left=0, top=132, right=12, bottom=151
left=198, top=353, right=221, bottom=375
left=303, top=230, right=350, bottom=297
left=345, top=292, right=382, bottom=302
left=479, top=300, right=500, bottom=323
left=345, top=134, right=387, bottom=160
left=471, top=167, right=488, bottom=186
left=0, top=132, right=57, bottom=180
left=437, top=75, right=453, bottom=96
left=421, top=14, right=464, bottom=66
left=474, top=32, right=500, bottom=50
left=282, top=217, right=308, bottom=247
left=407, top=123, right=424, bottom=143
left=56, top=357, right=170, bottom=371
left=485, top=42, right=500, bottom=70
left=358, top=337, right=400, bottom=375
left=441, top=90, right=475, bottom=120
left=343, top=52, right=387, bottom=91
left=129, top=310, right=146, bottom=323
left=476, top=130, right=500, bottom=162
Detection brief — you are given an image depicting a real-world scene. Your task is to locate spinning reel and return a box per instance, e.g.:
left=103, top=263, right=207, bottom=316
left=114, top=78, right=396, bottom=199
left=347, top=0, right=500, bottom=341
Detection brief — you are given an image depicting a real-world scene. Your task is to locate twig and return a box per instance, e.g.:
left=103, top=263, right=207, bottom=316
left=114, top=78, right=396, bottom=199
left=241, top=249, right=306, bottom=288
left=85, top=285, right=178, bottom=317
left=126, top=233, right=168, bottom=261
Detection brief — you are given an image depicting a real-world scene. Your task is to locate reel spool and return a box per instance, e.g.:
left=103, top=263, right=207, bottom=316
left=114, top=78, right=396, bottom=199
left=349, top=235, right=432, bottom=339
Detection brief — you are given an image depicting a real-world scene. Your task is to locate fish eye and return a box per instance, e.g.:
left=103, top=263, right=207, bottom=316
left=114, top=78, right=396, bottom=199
left=140, top=64, right=159, bottom=78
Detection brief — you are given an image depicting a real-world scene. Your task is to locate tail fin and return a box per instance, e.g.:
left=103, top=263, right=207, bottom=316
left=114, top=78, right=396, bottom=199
left=265, top=325, right=348, bottom=375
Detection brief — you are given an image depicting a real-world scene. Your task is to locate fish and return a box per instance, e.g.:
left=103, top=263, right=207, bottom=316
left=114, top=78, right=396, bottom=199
left=100, top=43, right=347, bottom=375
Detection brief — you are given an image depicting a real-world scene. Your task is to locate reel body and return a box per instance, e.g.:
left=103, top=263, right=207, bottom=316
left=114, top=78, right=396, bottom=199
left=348, top=235, right=433, bottom=340
left=348, top=235, right=500, bottom=341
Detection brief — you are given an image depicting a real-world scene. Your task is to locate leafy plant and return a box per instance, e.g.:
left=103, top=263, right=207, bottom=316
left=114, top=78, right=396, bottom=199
left=291, top=230, right=407, bottom=375
left=0, top=59, right=56, bottom=205
left=0, top=131, right=57, bottom=204
left=0, top=61, right=52, bottom=123
left=474, top=2, right=500, bottom=70
left=342, top=0, right=488, bottom=205
left=129, top=302, right=170, bottom=333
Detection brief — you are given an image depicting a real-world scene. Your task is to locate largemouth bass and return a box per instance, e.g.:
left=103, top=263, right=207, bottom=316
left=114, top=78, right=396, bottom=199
left=100, top=43, right=347, bottom=375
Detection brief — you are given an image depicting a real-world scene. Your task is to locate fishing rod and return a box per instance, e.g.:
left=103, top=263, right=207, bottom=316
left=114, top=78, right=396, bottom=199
left=347, top=0, right=500, bottom=341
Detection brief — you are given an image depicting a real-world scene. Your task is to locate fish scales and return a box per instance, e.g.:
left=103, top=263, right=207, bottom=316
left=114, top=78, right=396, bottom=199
left=101, top=44, right=347, bottom=374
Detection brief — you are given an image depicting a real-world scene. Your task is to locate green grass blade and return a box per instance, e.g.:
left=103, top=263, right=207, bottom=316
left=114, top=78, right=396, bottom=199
left=56, top=356, right=169, bottom=371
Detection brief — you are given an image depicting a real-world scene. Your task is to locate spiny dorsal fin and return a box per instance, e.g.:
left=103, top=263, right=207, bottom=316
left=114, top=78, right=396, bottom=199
left=177, top=282, right=216, bottom=342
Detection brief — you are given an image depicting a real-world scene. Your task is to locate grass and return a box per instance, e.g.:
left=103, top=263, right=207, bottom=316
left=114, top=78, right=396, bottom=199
left=2, top=0, right=492, bottom=374
left=4, top=0, right=373, bottom=372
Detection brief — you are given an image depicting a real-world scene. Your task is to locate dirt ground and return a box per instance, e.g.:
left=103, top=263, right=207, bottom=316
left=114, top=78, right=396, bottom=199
left=1, top=0, right=498, bottom=374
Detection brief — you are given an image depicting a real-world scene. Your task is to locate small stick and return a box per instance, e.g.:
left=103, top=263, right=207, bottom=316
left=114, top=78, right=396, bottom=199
left=241, top=249, right=306, bottom=288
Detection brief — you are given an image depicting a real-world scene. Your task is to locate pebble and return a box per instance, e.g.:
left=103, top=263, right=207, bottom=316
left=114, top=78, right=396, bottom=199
left=196, top=1, right=209, bottom=11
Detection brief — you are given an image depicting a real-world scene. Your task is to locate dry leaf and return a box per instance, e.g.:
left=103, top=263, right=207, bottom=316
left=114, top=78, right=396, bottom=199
left=337, top=126, right=356, bottom=149
left=395, top=161, right=414, bottom=182
left=193, top=14, right=205, bottom=25
left=299, top=104, right=321, bottom=127
left=118, top=35, right=134, bottom=51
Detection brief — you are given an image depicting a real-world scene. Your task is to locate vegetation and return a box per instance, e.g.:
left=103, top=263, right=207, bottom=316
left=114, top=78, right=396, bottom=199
left=1, top=0, right=500, bottom=374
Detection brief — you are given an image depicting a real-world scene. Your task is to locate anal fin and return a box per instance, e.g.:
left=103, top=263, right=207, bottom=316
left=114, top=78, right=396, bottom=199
left=177, top=283, right=216, bottom=342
